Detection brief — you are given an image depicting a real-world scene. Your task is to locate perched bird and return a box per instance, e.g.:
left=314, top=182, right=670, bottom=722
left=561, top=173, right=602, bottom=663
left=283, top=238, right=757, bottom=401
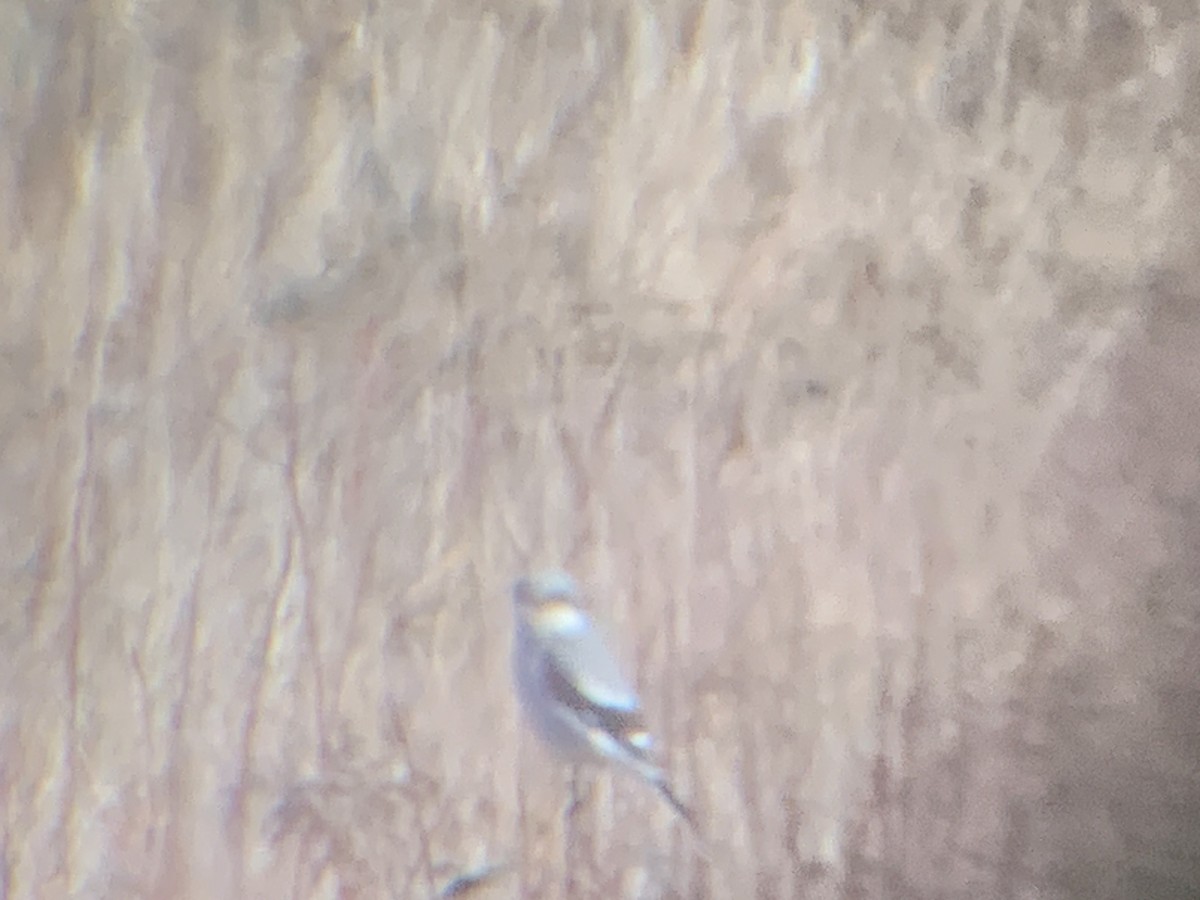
left=510, top=570, right=697, bottom=829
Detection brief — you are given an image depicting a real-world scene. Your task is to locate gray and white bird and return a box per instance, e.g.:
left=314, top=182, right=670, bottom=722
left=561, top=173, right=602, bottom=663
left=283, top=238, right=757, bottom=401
left=510, top=570, right=697, bottom=829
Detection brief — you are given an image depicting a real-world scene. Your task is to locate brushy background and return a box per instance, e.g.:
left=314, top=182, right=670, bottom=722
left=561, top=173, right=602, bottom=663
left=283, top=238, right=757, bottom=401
left=2, top=1, right=1198, bottom=898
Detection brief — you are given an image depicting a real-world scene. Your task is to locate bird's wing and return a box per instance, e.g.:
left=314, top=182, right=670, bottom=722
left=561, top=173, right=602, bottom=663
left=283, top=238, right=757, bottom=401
left=531, top=605, right=639, bottom=708
left=531, top=606, right=655, bottom=760
left=542, top=644, right=645, bottom=738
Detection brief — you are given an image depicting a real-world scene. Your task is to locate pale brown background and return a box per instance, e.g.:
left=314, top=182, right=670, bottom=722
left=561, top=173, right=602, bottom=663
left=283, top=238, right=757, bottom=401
left=2, top=1, right=1198, bottom=898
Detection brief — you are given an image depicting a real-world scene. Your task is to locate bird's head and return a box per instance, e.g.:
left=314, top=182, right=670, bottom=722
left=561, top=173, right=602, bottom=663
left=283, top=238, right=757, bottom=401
left=511, top=569, right=579, bottom=612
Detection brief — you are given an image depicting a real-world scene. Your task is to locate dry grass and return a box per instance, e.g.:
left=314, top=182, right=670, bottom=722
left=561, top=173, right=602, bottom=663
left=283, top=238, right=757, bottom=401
left=2, top=0, right=1198, bottom=897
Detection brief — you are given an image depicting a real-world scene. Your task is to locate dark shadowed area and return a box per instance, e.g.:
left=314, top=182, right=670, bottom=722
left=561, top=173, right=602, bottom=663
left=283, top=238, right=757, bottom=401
left=2, top=1, right=1198, bottom=898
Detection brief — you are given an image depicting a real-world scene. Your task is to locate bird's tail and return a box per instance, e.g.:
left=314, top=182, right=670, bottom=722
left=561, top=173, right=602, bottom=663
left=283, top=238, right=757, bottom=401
left=656, top=779, right=701, bottom=836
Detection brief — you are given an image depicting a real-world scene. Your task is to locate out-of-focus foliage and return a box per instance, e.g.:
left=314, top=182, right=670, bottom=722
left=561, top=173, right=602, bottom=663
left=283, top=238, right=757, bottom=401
left=1, top=0, right=1197, bottom=897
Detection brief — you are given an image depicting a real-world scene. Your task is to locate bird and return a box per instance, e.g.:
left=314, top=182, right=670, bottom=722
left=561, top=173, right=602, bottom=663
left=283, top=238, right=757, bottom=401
left=509, top=569, right=698, bottom=830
